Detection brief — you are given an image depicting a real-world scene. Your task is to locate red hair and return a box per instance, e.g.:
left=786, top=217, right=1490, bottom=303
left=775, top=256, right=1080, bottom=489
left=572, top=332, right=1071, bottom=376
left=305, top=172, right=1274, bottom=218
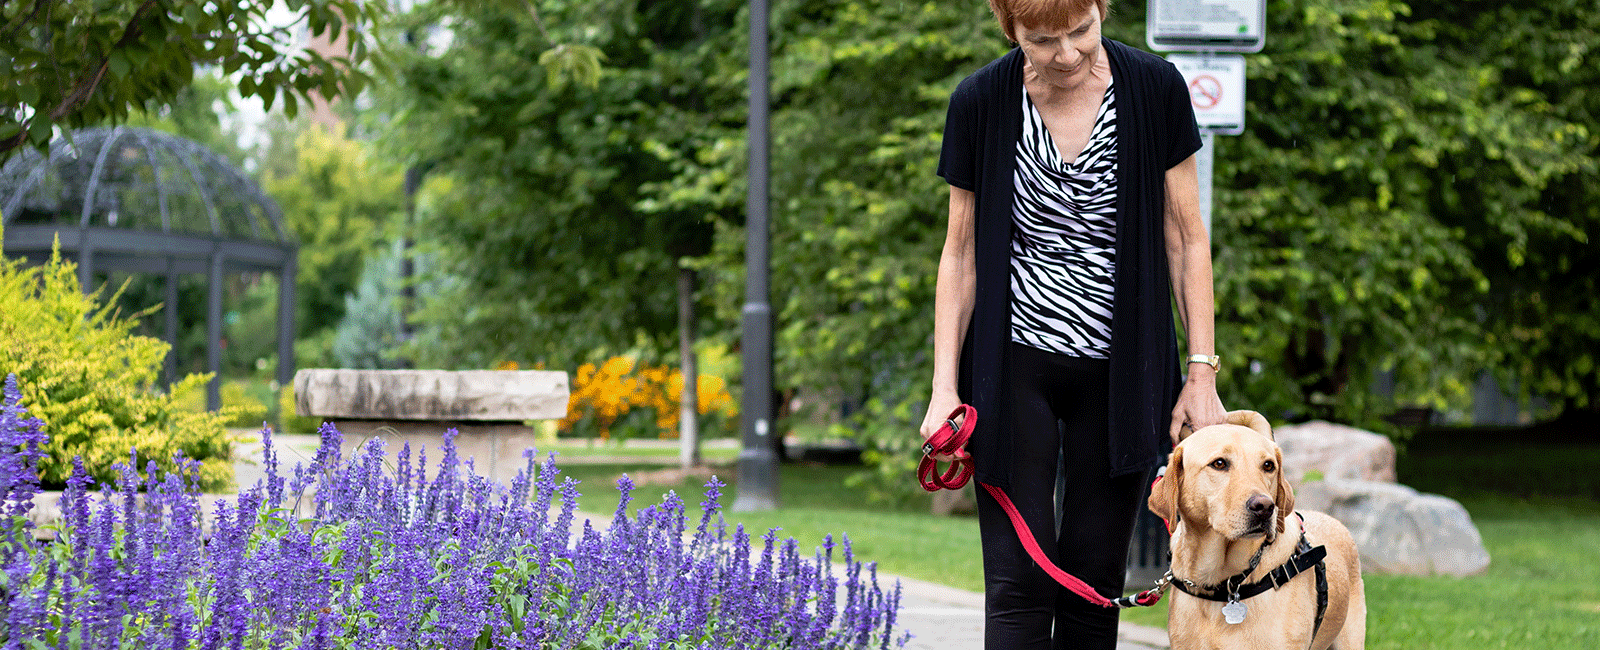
left=987, top=0, right=1110, bottom=43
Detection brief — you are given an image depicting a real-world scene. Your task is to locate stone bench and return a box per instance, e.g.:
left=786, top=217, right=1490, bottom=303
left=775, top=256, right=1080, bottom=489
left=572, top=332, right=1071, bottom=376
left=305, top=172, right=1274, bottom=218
left=293, top=369, right=570, bottom=484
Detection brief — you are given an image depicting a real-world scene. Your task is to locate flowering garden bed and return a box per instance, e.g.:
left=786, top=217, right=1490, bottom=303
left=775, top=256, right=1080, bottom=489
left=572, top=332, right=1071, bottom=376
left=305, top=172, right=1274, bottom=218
left=0, top=375, right=909, bottom=649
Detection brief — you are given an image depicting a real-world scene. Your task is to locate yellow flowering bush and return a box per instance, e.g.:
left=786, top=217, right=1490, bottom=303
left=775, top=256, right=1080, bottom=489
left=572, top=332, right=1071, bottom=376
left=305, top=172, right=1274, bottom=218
left=0, top=237, right=236, bottom=490
left=560, top=356, right=736, bottom=440
left=169, top=380, right=269, bottom=428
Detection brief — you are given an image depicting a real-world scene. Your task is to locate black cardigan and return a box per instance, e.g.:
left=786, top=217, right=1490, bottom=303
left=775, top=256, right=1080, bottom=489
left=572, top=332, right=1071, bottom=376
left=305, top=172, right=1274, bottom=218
left=936, top=39, right=1202, bottom=486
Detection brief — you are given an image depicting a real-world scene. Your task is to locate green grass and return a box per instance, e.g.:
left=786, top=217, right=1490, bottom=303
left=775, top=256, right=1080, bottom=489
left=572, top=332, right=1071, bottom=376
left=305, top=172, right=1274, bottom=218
left=559, top=463, right=984, bottom=592
left=1360, top=495, right=1600, bottom=649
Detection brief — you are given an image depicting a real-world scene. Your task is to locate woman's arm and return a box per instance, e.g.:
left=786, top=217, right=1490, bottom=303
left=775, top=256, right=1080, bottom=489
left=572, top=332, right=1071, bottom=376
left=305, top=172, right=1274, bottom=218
left=1163, top=154, right=1227, bottom=444
left=920, top=185, right=978, bottom=460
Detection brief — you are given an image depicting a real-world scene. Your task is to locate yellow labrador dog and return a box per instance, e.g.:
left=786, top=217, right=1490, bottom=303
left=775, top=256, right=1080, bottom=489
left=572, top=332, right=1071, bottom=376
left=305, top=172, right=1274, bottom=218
left=1148, top=411, right=1365, bottom=650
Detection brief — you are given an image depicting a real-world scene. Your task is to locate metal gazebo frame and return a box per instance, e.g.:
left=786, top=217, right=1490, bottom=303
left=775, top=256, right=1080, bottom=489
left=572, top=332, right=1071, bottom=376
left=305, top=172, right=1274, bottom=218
left=1, top=126, right=296, bottom=411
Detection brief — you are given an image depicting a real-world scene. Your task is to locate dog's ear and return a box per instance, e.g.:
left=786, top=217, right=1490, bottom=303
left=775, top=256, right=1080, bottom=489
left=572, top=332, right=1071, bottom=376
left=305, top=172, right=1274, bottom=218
left=1148, top=447, right=1183, bottom=526
left=1226, top=410, right=1274, bottom=441
left=1273, top=446, right=1295, bottom=538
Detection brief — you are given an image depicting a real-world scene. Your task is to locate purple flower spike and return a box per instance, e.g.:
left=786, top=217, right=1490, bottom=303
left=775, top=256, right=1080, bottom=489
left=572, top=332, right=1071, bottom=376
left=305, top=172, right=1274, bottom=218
left=0, top=375, right=906, bottom=648
left=0, top=374, right=48, bottom=518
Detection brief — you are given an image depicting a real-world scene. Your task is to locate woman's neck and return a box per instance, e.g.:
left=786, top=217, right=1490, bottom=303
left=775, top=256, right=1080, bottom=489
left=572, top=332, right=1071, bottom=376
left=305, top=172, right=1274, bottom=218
left=1022, top=56, right=1110, bottom=108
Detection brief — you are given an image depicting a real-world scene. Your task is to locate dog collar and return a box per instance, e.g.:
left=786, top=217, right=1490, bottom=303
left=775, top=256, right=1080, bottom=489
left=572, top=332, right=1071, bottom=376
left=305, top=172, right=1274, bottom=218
left=1171, top=528, right=1330, bottom=637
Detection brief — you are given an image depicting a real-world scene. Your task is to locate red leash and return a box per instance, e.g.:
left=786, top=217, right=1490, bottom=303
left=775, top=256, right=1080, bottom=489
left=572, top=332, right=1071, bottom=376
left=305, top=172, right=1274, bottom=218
left=919, top=405, right=1165, bottom=609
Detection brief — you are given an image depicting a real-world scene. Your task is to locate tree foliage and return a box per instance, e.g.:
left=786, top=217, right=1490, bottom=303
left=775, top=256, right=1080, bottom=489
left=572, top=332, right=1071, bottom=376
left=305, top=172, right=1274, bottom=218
left=362, top=0, right=1598, bottom=436
left=379, top=0, right=724, bottom=369
left=1212, top=0, right=1599, bottom=424
left=261, top=125, right=405, bottom=347
left=0, top=0, right=383, bottom=159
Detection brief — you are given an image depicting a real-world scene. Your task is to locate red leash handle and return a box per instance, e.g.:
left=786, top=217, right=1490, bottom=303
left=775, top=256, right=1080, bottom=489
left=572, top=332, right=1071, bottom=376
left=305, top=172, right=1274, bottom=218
left=917, top=404, right=976, bottom=492
left=917, top=403, right=1163, bottom=609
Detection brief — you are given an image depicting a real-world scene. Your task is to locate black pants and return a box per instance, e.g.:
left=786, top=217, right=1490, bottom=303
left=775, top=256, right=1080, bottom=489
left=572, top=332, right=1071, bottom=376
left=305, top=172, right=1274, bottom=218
left=976, top=343, right=1146, bottom=650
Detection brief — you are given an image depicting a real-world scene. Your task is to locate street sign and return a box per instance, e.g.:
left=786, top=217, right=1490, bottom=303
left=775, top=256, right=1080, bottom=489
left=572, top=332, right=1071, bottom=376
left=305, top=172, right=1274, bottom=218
left=1147, top=0, right=1266, bottom=53
left=1168, top=53, right=1246, bottom=135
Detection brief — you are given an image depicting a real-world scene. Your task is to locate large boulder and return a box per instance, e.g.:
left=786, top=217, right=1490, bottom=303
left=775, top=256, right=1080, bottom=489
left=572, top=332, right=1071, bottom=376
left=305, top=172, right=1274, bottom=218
left=1295, top=479, right=1491, bottom=577
left=1273, top=420, right=1397, bottom=484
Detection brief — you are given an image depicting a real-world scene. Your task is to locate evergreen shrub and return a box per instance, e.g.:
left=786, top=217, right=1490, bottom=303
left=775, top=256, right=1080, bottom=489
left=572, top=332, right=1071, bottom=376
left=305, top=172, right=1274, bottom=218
left=0, top=238, right=235, bottom=490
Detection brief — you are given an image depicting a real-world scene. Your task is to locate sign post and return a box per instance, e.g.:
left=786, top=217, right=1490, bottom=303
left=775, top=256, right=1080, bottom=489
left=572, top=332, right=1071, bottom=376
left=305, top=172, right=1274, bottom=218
left=1148, top=0, right=1263, bottom=233
left=1126, top=0, right=1265, bottom=587
left=1167, top=52, right=1246, bottom=232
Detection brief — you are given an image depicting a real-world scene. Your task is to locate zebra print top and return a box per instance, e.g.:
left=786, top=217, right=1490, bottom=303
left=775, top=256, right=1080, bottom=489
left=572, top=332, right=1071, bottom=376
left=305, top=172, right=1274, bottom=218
left=1009, top=79, right=1119, bottom=359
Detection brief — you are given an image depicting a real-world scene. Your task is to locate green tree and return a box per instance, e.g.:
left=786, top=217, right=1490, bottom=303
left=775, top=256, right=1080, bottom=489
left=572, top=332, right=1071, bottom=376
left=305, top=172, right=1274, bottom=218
left=380, top=0, right=727, bottom=370
left=260, top=125, right=405, bottom=365
left=683, top=0, right=1599, bottom=454
left=330, top=240, right=450, bottom=369
left=369, top=0, right=1600, bottom=456
left=1209, top=0, right=1599, bottom=425
left=1424, top=0, right=1600, bottom=414
left=0, top=0, right=383, bottom=159
left=698, top=1, right=1002, bottom=426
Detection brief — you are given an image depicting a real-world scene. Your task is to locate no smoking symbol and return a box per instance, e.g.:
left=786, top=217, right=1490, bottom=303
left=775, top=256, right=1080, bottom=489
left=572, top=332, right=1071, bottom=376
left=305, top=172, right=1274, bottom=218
left=1189, top=75, right=1222, bottom=109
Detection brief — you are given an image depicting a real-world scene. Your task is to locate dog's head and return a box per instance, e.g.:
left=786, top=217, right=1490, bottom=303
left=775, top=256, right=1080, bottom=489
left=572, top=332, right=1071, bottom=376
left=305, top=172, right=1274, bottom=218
left=1149, top=410, right=1295, bottom=542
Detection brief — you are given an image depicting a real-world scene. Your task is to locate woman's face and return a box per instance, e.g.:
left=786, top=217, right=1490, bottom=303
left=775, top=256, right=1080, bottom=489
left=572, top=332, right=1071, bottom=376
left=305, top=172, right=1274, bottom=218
left=1015, top=5, right=1104, bottom=90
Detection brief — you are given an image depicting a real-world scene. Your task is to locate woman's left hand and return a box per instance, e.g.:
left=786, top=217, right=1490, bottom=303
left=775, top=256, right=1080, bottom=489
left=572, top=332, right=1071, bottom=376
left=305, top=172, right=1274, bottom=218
left=1169, top=366, right=1226, bottom=445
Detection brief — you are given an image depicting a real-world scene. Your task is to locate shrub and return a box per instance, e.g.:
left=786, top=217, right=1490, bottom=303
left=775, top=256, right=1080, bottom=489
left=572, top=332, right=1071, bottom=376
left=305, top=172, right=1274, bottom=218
left=0, top=376, right=909, bottom=649
left=561, top=356, right=738, bottom=441
left=842, top=397, right=939, bottom=508
left=278, top=383, right=324, bottom=434
left=169, top=379, right=270, bottom=429
left=0, top=239, right=235, bottom=490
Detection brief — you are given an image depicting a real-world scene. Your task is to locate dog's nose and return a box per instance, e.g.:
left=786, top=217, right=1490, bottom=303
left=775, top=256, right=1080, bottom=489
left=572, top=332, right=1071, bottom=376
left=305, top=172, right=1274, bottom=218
left=1246, top=494, right=1275, bottom=516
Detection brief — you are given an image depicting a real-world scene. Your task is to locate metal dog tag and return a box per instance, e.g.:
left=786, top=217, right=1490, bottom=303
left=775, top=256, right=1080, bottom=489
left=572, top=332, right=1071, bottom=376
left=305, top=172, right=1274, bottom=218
left=1222, top=599, right=1248, bottom=624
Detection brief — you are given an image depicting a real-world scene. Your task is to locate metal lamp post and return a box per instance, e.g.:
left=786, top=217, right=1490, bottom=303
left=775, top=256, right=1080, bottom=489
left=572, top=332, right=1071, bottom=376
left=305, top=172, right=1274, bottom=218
left=732, top=0, right=779, bottom=512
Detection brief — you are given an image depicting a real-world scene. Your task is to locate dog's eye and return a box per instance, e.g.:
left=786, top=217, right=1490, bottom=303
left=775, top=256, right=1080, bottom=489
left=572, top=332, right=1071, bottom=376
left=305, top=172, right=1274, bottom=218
left=1262, top=459, right=1277, bottom=473
left=1210, top=458, right=1229, bottom=471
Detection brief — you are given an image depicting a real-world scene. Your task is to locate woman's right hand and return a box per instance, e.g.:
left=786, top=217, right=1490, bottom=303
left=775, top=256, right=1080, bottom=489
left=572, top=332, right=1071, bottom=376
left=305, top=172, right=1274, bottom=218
left=919, top=389, right=969, bottom=462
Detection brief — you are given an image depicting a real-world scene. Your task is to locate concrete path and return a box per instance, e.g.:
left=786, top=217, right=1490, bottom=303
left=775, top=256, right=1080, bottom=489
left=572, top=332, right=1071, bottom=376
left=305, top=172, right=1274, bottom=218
left=231, top=433, right=1168, bottom=649
left=890, top=572, right=1168, bottom=650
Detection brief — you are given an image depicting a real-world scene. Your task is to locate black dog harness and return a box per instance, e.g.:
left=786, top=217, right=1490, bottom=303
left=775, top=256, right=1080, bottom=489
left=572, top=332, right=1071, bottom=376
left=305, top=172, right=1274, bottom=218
left=1171, top=513, right=1331, bottom=641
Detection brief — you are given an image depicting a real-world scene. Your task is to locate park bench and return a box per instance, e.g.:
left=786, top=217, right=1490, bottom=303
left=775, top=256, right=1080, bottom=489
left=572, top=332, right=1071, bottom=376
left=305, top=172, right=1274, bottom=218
left=293, top=368, right=570, bottom=484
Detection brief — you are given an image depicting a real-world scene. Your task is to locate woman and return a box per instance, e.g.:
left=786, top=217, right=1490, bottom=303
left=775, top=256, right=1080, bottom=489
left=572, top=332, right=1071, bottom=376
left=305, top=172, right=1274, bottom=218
left=918, top=0, right=1227, bottom=647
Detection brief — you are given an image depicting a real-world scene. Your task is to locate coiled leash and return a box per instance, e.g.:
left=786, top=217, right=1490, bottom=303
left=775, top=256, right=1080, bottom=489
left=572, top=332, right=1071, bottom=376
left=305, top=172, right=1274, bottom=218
left=919, top=405, right=1167, bottom=609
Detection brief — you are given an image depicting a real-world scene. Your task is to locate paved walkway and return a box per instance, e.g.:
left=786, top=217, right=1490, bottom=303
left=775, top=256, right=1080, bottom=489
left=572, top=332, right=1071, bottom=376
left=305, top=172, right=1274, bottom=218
left=890, top=572, right=1167, bottom=650
left=232, top=433, right=1167, bottom=649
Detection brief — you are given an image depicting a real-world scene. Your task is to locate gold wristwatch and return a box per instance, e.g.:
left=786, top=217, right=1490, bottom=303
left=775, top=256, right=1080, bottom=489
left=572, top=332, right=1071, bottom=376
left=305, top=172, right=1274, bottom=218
left=1186, top=354, right=1220, bottom=371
